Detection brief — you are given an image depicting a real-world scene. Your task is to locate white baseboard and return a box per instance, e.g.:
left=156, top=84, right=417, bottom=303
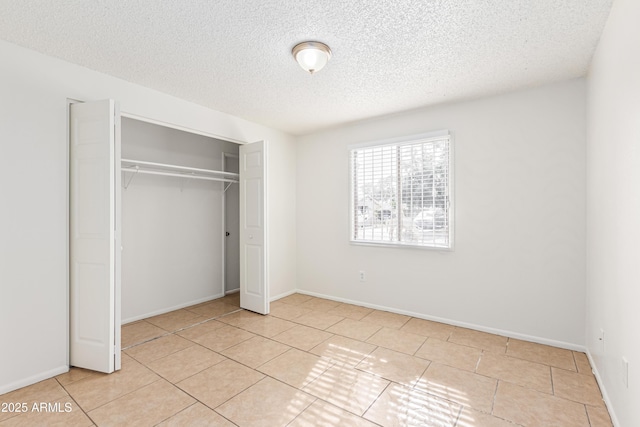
left=122, top=293, right=224, bottom=324
left=295, top=289, right=586, bottom=352
left=269, top=288, right=297, bottom=302
left=225, top=288, right=240, bottom=295
left=0, top=366, right=69, bottom=395
left=586, top=351, right=620, bottom=427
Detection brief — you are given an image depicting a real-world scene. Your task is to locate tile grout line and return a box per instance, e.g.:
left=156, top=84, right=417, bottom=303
left=245, top=332, right=392, bottom=424
left=88, top=378, right=165, bottom=415
left=123, top=309, right=239, bottom=351
left=144, top=342, right=225, bottom=386
left=59, top=372, right=164, bottom=423
left=281, top=396, right=320, bottom=427
left=54, top=378, right=86, bottom=415
left=171, top=366, right=264, bottom=421
left=360, top=381, right=393, bottom=422
left=489, top=377, right=500, bottom=416
left=209, top=376, right=271, bottom=417
left=571, top=349, right=580, bottom=373
left=54, top=375, right=97, bottom=424
left=451, top=404, right=464, bottom=427
left=151, top=401, right=200, bottom=427
left=474, top=350, right=484, bottom=373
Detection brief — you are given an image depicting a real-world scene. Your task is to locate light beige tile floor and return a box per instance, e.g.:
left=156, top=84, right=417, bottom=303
left=0, top=293, right=613, bottom=426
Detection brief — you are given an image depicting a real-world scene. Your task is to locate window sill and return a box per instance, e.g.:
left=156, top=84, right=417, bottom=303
left=349, top=240, right=454, bottom=252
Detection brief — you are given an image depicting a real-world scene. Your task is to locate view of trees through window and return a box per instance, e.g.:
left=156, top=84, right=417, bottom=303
left=351, top=136, right=451, bottom=248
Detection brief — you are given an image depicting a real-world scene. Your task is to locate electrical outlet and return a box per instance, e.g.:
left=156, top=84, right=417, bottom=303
left=622, top=357, right=629, bottom=388
left=359, top=270, right=366, bottom=282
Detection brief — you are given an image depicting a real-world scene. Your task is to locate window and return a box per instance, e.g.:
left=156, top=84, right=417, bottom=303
left=350, top=132, right=453, bottom=249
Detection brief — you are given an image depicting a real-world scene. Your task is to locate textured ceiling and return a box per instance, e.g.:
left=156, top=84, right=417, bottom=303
left=0, top=0, right=612, bottom=135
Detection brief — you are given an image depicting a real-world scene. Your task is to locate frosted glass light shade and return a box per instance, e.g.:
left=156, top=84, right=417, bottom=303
left=292, top=41, right=332, bottom=74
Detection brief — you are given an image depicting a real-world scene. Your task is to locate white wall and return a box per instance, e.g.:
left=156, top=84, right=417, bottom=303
left=121, top=118, right=239, bottom=322
left=297, top=80, right=586, bottom=347
left=0, top=39, right=297, bottom=394
left=267, top=136, right=298, bottom=301
left=586, top=0, right=640, bottom=424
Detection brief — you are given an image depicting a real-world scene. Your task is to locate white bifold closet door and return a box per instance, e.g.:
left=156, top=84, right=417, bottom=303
left=69, top=100, right=269, bottom=373
left=239, top=140, right=269, bottom=314
left=69, top=99, right=121, bottom=373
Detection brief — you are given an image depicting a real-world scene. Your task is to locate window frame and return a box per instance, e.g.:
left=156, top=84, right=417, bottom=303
left=348, top=130, right=454, bottom=251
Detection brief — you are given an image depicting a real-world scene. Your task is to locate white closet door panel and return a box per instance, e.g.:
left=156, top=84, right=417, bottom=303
left=69, top=99, right=121, bottom=373
left=239, top=140, right=268, bottom=314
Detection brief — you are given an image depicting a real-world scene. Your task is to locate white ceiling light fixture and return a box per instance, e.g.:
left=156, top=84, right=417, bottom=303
left=292, top=41, right=332, bottom=74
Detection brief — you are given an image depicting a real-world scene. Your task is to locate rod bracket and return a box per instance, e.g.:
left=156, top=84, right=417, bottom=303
left=123, top=165, right=139, bottom=189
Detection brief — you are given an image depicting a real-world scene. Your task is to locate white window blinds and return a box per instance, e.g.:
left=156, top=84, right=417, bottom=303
left=350, top=133, right=452, bottom=249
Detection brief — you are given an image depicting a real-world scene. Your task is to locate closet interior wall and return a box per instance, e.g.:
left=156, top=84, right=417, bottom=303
left=121, top=118, right=239, bottom=323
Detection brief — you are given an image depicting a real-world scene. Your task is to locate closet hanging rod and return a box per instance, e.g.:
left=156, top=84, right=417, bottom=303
left=124, top=168, right=239, bottom=183
left=121, top=158, right=239, bottom=179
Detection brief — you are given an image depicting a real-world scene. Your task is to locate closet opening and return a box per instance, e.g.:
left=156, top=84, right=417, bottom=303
left=120, top=117, right=240, bottom=324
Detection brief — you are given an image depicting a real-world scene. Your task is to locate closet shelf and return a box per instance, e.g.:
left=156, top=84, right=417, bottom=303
left=121, top=158, right=239, bottom=189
